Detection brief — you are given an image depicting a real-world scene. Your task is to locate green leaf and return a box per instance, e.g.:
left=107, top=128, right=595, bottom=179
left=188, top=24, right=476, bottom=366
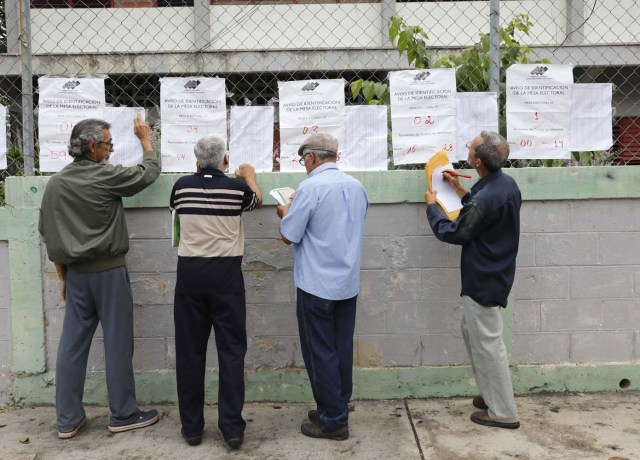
left=389, top=16, right=402, bottom=44
left=374, top=83, right=388, bottom=100
left=350, top=80, right=363, bottom=100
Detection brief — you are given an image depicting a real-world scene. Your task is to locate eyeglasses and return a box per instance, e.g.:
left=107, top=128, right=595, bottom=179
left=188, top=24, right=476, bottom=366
left=97, top=141, right=114, bottom=150
left=298, top=151, right=313, bottom=166
left=465, top=142, right=472, bottom=150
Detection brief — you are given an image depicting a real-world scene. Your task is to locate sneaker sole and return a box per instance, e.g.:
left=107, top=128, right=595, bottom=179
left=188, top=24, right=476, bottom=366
left=108, top=413, right=160, bottom=433
left=58, top=417, right=87, bottom=439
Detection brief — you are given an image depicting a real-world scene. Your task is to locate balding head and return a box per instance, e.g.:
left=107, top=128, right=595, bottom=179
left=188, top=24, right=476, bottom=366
left=474, top=131, right=510, bottom=172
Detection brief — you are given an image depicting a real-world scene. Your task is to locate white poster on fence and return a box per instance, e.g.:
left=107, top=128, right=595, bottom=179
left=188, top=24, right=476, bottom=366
left=389, top=68, right=457, bottom=165
left=160, top=77, right=227, bottom=172
left=506, top=64, right=573, bottom=159
left=0, top=104, right=7, bottom=170
left=341, top=105, right=388, bottom=170
left=455, top=92, right=499, bottom=162
left=569, top=83, right=613, bottom=151
left=278, top=79, right=345, bottom=172
left=38, top=77, right=106, bottom=172
left=229, top=106, right=274, bottom=173
left=102, top=107, right=146, bottom=167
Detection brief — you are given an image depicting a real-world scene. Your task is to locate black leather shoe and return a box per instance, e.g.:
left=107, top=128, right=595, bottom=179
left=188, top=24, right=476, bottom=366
left=226, top=436, right=243, bottom=449
left=181, top=428, right=202, bottom=446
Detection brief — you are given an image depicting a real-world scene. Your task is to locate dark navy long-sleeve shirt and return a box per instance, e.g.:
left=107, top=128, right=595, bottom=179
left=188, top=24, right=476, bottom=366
left=427, top=170, right=521, bottom=308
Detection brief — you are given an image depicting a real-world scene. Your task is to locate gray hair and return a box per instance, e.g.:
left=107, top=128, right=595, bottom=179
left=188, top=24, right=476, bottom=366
left=301, top=148, right=337, bottom=162
left=68, top=119, right=110, bottom=158
left=194, top=135, right=226, bottom=168
left=474, top=130, right=510, bottom=172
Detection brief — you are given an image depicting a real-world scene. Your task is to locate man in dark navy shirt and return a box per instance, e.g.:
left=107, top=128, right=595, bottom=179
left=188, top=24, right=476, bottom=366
left=426, top=131, right=521, bottom=429
left=170, top=135, right=262, bottom=449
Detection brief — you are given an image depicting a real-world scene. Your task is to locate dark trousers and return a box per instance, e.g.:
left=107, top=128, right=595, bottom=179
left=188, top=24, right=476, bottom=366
left=296, top=288, right=357, bottom=432
left=56, top=267, right=139, bottom=429
left=174, top=291, right=247, bottom=440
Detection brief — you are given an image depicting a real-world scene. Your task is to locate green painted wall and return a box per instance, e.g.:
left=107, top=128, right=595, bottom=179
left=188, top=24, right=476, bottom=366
left=3, top=166, right=640, bottom=405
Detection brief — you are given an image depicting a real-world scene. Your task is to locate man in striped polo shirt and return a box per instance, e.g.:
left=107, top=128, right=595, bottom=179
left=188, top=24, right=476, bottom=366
left=170, top=135, right=262, bottom=449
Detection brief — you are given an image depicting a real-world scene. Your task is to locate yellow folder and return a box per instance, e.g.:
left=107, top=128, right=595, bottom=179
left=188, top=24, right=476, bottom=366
left=425, top=150, right=461, bottom=221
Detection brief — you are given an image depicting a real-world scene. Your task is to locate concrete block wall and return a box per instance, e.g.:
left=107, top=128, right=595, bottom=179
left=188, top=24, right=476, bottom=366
left=41, top=205, right=467, bottom=372
left=40, top=199, right=640, bottom=374
left=0, top=241, right=13, bottom=402
left=0, top=167, right=633, bottom=404
left=513, top=199, right=640, bottom=365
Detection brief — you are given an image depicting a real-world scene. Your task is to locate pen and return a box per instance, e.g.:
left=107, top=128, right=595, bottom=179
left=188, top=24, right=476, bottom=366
left=442, top=170, right=472, bottom=179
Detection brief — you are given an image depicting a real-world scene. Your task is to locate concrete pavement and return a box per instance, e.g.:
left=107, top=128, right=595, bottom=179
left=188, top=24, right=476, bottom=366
left=1, top=392, right=638, bottom=459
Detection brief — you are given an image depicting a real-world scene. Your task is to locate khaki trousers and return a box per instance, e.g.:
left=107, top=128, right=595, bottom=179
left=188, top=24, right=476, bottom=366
left=461, top=295, right=519, bottom=423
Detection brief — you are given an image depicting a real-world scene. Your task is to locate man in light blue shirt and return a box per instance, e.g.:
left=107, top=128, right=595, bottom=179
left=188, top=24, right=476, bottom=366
left=277, top=133, right=368, bottom=441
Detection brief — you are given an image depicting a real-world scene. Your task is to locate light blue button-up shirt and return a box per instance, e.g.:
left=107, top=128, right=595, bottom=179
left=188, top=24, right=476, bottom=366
left=281, top=163, right=369, bottom=300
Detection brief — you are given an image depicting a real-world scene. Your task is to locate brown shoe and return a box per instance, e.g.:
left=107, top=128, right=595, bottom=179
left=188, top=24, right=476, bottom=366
left=473, top=396, right=488, bottom=410
left=470, top=410, right=520, bottom=429
left=308, top=410, right=320, bottom=425
left=300, top=421, right=349, bottom=440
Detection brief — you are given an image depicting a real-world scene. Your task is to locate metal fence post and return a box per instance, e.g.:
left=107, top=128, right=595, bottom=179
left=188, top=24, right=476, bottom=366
left=489, top=0, right=500, bottom=95
left=19, top=0, right=34, bottom=175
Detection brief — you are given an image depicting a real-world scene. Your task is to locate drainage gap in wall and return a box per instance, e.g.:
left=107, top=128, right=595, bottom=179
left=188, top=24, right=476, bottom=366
left=619, top=378, right=631, bottom=389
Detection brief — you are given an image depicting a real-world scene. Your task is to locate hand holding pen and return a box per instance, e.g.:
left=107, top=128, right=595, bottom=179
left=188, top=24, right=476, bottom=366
left=442, top=170, right=472, bottom=179
left=441, top=169, right=470, bottom=198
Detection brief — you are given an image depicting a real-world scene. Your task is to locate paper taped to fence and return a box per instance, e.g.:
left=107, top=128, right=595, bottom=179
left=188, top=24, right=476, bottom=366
left=455, top=92, right=499, bottom=162
left=102, top=107, right=146, bottom=167
left=38, top=77, right=106, bottom=172
left=341, top=105, right=388, bottom=171
left=160, top=77, right=227, bottom=172
left=569, top=83, right=613, bottom=151
left=278, top=79, right=345, bottom=172
left=506, top=64, right=574, bottom=159
left=389, top=68, right=457, bottom=165
left=229, top=106, right=274, bottom=173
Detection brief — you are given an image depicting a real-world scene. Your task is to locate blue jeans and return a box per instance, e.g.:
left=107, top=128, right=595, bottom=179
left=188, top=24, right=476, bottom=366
left=296, top=288, right=357, bottom=432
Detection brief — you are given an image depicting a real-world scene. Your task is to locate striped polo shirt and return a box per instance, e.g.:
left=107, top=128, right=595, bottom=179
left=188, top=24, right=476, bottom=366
left=170, top=168, right=258, bottom=293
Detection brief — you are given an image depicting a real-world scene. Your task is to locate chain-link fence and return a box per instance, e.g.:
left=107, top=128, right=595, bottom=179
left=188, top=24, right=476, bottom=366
left=1, top=0, right=639, bottom=202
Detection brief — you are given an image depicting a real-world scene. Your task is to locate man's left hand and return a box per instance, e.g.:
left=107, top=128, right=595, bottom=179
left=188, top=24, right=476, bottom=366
left=235, top=164, right=256, bottom=181
left=134, top=114, right=153, bottom=152
left=426, top=190, right=437, bottom=206
left=276, top=202, right=291, bottom=219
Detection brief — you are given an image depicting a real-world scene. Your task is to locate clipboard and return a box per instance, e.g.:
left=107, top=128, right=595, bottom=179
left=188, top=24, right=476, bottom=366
left=425, top=150, right=462, bottom=221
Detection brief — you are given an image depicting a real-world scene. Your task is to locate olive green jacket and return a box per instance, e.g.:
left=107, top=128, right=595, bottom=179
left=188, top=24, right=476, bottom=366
left=38, top=153, right=161, bottom=272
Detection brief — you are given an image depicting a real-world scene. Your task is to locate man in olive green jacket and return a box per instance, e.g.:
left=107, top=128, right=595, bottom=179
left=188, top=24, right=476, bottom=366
left=39, top=116, right=161, bottom=439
